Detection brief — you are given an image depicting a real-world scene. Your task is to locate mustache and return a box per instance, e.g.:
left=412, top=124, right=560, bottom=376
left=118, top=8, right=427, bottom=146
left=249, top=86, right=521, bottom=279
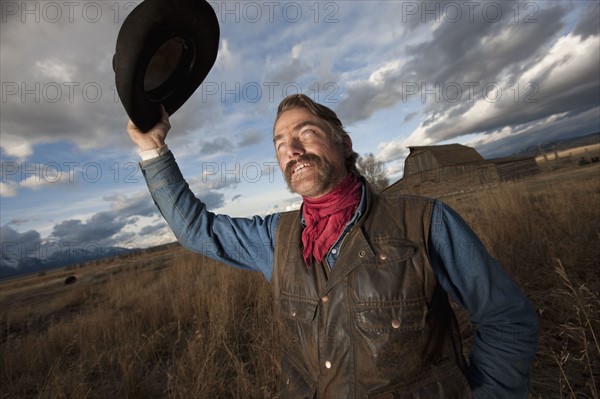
left=284, top=154, right=323, bottom=180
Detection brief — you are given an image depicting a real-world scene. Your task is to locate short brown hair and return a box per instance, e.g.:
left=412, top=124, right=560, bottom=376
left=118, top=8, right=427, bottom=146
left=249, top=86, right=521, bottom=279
left=275, top=94, right=360, bottom=176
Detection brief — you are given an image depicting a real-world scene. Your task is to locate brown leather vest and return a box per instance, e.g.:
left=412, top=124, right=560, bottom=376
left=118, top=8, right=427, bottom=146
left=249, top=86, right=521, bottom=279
left=272, top=184, right=471, bottom=399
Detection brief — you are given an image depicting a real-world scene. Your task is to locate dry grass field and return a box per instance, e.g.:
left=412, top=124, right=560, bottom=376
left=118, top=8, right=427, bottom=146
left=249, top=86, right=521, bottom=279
left=1, top=157, right=599, bottom=398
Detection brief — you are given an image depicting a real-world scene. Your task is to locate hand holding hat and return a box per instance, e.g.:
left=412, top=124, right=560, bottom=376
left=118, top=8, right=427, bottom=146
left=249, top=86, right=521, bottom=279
left=127, top=105, right=170, bottom=151
left=114, top=0, right=220, bottom=132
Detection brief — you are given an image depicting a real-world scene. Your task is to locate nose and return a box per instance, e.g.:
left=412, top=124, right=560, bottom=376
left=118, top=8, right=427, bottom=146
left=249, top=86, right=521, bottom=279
left=286, top=137, right=305, bottom=159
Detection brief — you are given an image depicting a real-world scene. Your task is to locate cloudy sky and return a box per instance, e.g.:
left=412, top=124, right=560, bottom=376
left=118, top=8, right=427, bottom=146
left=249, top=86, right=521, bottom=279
left=1, top=0, right=599, bottom=267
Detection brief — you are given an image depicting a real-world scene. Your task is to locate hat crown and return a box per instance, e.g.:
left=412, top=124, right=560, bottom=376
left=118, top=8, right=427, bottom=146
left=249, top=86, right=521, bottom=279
left=114, top=0, right=220, bottom=132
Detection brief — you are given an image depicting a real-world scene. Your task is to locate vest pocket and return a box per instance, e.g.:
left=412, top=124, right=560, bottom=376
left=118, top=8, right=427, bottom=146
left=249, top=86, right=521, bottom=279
left=278, top=292, right=319, bottom=349
left=280, top=293, right=319, bottom=323
left=366, top=238, right=417, bottom=266
left=278, top=293, right=319, bottom=398
left=354, top=298, right=427, bottom=332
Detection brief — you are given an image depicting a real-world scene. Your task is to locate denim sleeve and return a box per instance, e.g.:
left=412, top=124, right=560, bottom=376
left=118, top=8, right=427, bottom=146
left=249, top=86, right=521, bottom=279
left=428, top=201, right=538, bottom=399
left=139, top=151, right=278, bottom=282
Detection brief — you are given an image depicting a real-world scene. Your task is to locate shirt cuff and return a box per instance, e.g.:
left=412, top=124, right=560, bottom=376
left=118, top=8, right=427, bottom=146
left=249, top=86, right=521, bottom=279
left=139, top=145, right=169, bottom=161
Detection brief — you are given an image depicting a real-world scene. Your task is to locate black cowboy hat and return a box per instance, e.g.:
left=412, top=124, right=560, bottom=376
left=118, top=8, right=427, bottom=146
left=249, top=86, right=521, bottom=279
left=113, top=0, right=219, bottom=132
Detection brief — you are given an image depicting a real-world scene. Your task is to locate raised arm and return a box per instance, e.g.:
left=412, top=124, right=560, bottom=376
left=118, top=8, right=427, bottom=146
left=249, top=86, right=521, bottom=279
left=127, top=109, right=279, bottom=281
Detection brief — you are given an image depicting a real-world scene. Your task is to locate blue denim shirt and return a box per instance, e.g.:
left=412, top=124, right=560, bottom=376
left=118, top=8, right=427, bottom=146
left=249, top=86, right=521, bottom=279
left=141, top=151, right=538, bottom=399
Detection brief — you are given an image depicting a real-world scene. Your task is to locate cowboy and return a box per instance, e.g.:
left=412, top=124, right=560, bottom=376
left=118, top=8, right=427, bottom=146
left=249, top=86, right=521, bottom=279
left=127, top=94, right=538, bottom=398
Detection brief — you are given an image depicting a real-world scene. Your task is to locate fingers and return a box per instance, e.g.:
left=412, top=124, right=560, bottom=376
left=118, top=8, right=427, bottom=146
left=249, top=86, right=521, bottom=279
left=159, top=104, right=170, bottom=122
left=154, top=105, right=171, bottom=133
left=126, top=106, right=170, bottom=151
left=127, top=119, right=141, bottom=136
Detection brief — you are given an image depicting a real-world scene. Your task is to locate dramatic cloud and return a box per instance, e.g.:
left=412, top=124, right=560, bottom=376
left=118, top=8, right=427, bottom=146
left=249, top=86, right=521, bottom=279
left=198, top=138, right=236, bottom=156
left=0, top=225, right=43, bottom=268
left=238, top=131, right=265, bottom=147
left=573, top=2, right=600, bottom=39
left=197, top=190, right=226, bottom=211
left=400, top=32, right=600, bottom=149
left=0, top=3, right=224, bottom=161
left=269, top=44, right=312, bottom=84
left=43, top=191, right=161, bottom=248
left=324, top=2, right=600, bottom=161
left=0, top=11, right=126, bottom=156
left=139, top=223, right=167, bottom=236
left=50, top=211, right=128, bottom=244
left=0, top=181, right=17, bottom=197
left=105, top=192, right=158, bottom=219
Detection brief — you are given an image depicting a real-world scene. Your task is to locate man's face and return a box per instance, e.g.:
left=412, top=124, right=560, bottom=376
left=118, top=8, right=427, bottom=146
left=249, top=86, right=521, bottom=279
left=273, top=108, right=351, bottom=198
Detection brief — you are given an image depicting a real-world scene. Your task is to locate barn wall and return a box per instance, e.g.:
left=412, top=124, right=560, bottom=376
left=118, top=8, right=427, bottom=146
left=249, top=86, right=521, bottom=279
left=404, top=163, right=499, bottom=185
left=403, top=146, right=539, bottom=187
left=404, top=152, right=440, bottom=175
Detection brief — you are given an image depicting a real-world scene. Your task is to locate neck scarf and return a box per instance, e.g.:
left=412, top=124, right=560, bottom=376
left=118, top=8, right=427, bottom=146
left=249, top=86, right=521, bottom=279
left=301, top=174, right=362, bottom=267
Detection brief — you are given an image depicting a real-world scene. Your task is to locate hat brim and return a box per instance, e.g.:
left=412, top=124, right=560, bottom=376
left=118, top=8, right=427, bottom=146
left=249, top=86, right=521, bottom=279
left=114, top=0, right=219, bottom=132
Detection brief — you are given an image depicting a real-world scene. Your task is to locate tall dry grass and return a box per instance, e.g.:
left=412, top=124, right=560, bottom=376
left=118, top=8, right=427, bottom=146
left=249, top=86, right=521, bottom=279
left=1, top=164, right=598, bottom=398
left=1, top=251, right=277, bottom=398
left=442, top=170, right=600, bottom=398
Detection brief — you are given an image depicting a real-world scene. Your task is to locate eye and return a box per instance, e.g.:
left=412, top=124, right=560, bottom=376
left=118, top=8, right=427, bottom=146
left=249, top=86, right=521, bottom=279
left=276, top=142, right=287, bottom=153
left=301, top=129, right=316, bottom=138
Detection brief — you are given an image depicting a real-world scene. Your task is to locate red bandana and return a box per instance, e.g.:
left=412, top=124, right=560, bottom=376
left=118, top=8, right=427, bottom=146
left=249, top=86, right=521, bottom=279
left=301, top=174, right=362, bottom=267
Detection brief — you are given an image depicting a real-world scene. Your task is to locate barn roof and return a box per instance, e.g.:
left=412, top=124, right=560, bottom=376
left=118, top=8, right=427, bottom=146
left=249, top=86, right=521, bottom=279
left=407, top=144, right=485, bottom=166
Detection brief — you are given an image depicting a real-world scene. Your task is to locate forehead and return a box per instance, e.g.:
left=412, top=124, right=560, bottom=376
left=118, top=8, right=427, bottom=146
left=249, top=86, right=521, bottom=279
left=273, top=108, right=329, bottom=137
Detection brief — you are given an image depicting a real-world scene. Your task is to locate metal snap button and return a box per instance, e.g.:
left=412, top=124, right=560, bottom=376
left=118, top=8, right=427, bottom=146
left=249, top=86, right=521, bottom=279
left=391, top=319, right=401, bottom=329
left=359, top=250, right=366, bottom=257
left=325, top=360, right=332, bottom=369
left=322, top=295, right=329, bottom=303
left=379, top=253, right=388, bottom=260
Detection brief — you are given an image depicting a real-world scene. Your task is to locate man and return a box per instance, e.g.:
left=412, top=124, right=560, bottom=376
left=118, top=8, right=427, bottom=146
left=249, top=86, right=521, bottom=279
left=127, top=94, right=538, bottom=398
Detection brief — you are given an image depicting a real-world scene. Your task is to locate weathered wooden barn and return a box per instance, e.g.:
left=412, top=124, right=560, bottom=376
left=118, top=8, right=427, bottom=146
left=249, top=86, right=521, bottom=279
left=404, top=144, right=484, bottom=176
left=393, top=144, right=539, bottom=192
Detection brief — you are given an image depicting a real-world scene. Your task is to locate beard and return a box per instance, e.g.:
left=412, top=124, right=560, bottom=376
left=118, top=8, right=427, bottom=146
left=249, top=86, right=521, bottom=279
left=283, top=153, right=339, bottom=195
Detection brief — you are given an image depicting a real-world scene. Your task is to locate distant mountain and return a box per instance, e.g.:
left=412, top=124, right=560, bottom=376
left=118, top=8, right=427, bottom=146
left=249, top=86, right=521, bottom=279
left=513, top=132, right=600, bottom=157
left=0, top=246, right=136, bottom=280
